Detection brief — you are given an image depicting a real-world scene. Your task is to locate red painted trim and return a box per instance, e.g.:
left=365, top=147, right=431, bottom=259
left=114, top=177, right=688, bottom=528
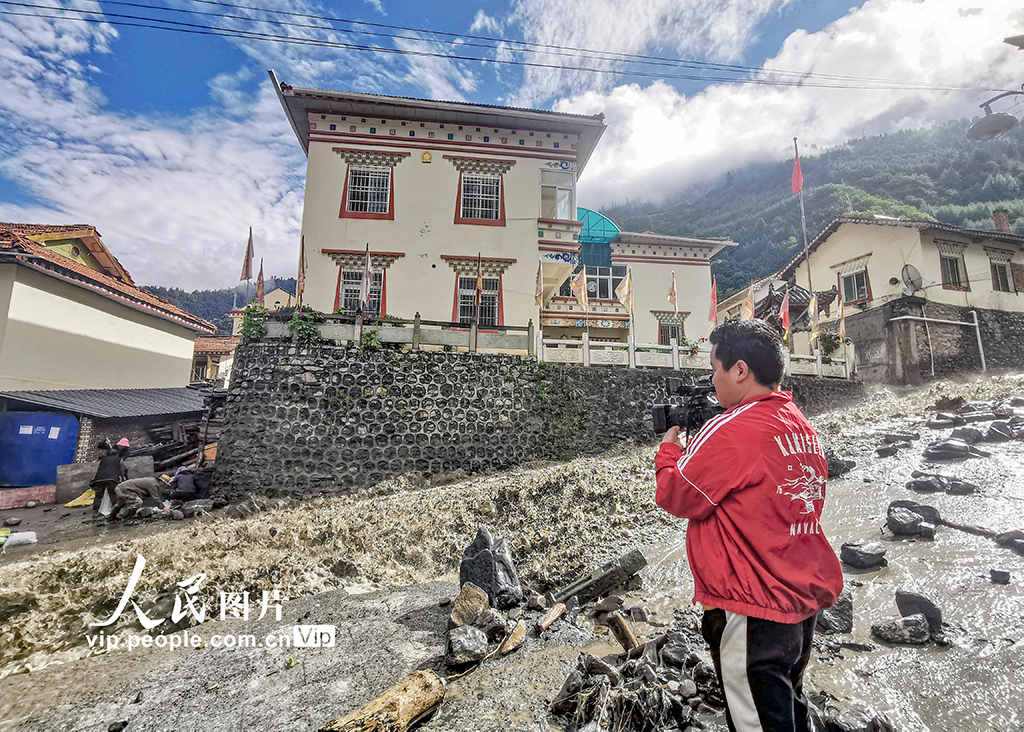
left=333, top=147, right=411, bottom=159
left=541, top=309, right=630, bottom=320
left=497, top=273, right=505, bottom=326
left=442, top=154, right=516, bottom=165
left=333, top=265, right=343, bottom=313
left=339, top=163, right=396, bottom=220
left=380, top=267, right=388, bottom=316
left=311, top=136, right=575, bottom=162
left=611, top=255, right=711, bottom=265
left=537, top=217, right=583, bottom=228
left=453, top=171, right=506, bottom=227
left=440, top=254, right=517, bottom=264
left=312, top=129, right=578, bottom=157
left=450, top=271, right=459, bottom=323
left=321, top=248, right=406, bottom=257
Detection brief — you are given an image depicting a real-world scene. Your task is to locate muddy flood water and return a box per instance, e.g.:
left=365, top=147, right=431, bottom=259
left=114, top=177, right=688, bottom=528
left=1, top=376, right=1024, bottom=731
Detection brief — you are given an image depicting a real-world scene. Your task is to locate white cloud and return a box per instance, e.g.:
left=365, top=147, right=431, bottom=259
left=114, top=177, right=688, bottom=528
left=392, top=33, right=479, bottom=100
left=508, top=0, right=789, bottom=105
left=364, top=0, right=386, bottom=15
left=470, top=10, right=503, bottom=34
left=561, top=0, right=1024, bottom=208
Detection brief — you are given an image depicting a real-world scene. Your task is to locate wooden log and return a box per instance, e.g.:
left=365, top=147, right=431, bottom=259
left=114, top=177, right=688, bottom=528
left=606, top=611, right=639, bottom=653
left=535, top=602, right=566, bottom=632
left=319, top=670, right=445, bottom=732
left=554, top=549, right=647, bottom=606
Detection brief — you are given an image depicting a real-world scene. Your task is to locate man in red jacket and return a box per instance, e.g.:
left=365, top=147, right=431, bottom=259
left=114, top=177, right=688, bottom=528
left=655, top=319, right=843, bottom=732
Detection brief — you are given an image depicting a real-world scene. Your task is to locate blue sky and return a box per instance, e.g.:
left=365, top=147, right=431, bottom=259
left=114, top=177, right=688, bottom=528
left=0, top=0, right=1020, bottom=288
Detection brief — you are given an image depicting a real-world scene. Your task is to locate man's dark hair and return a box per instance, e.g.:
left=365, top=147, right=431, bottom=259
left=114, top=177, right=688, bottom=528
left=709, top=319, right=784, bottom=386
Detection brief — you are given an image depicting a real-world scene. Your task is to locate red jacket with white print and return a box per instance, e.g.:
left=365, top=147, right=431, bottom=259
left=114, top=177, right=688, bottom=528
left=655, top=390, right=843, bottom=623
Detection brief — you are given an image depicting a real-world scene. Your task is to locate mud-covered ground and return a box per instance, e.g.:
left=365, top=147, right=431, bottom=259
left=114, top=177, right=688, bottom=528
left=1, top=373, right=1024, bottom=730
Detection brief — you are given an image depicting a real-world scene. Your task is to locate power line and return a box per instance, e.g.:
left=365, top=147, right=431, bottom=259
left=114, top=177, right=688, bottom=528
left=0, top=4, right=1011, bottom=94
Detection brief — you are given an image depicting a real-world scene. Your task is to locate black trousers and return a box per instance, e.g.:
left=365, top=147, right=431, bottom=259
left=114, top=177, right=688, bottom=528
left=701, top=608, right=815, bottom=732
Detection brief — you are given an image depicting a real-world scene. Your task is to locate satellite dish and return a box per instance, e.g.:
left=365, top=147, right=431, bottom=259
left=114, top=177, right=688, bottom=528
left=901, top=263, right=924, bottom=296
left=967, top=111, right=1019, bottom=141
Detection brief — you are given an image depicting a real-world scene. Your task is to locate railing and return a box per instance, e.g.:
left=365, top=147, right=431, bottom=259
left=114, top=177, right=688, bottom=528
left=540, top=332, right=855, bottom=378
left=264, top=313, right=535, bottom=355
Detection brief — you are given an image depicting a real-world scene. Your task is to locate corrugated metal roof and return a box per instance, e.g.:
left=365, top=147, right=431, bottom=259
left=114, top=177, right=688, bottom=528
left=0, top=387, right=205, bottom=418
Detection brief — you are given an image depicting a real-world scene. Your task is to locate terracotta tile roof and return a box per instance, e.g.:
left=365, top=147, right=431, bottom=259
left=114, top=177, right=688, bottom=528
left=0, top=221, right=135, bottom=285
left=194, top=336, right=240, bottom=355
left=0, top=222, right=94, bottom=235
left=0, top=230, right=215, bottom=334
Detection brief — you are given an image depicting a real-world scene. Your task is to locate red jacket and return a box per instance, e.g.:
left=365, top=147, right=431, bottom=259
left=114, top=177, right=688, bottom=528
left=655, top=390, right=843, bottom=623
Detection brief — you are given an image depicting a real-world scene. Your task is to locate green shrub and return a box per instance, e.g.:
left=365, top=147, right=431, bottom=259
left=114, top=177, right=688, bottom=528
left=288, top=309, right=326, bottom=347
left=239, top=304, right=269, bottom=343
left=361, top=328, right=382, bottom=350
left=819, top=329, right=842, bottom=356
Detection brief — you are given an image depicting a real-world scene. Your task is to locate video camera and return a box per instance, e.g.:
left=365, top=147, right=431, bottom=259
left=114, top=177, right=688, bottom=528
left=651, top=376, right=723, bottom=436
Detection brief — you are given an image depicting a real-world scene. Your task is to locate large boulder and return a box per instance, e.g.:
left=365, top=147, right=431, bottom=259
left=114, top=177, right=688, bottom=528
left=816, top=589, right=854, bottom=634
left=923, top=438, right=989, bottom=460
left=886, top=506, right=924, bottom=536
left=459, top=527, right=523, bottom=609
left=871, top=614, right=930, bottom=645
left=889, top=499, right=941, bottom=525
left=949, top=426, right=984, bottom=444
left=840, top=542, right=887, bottom=570
left=983, top=421, right=1014, bottom=442
left=894, top=590, right=942, bottom=636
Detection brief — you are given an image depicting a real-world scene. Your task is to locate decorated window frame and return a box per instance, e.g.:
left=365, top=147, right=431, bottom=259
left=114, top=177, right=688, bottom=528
left=322, top=248, right=405, bottom=315
left=445, top=155, right=515, bottom=227
left=334, top=148, right=409, bottom=221
left=936, top=240, right=970, bottom=292
left=440, top=254, right=517, bottom=329
left=985, top=247, right=1016, bottom=294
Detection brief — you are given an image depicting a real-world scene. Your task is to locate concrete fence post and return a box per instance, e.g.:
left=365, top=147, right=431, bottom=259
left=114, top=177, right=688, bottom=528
left=783, top=349, right=792, bottom=376
left=527, top=318, right=535, bottom=358
left=971, top=310, right=987, bottom=372
left=469, top=322, right=477, bottom=353
left=412, top=312, right=421, bottom=350
left=671, top=338, right=680, bottom=370
left=815, top=348, right=822, bottom=377
left=583, top=330, right=591, bottom=367
left=628, top=327, right=636, bottom=369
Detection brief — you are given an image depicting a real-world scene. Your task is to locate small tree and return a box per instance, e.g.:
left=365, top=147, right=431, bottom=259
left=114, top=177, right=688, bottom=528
left=239, top=303, right=268, bottom=343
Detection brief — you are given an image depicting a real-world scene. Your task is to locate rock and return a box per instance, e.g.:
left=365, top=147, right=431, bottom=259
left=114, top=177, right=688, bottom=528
left=889, top=499, right=941, bottom=525
left=108, top=723, right=128, bottom=732
left=3, top=517, right=21, bottom=527
left=871, top=614, right=930, bottom=645
left=170, top=510, right=184, bottom=521
left=886, top=506, right=924, bottom=536
left=895, top=591, right=942, bottom=636
left=447, top=625, right=488, bottom=665
left=543, top=591, right=557, bottom=607
left=990, top=569, right=1010, bottom=584
left=661, top=633, right=689, bottom=667
left=825, top=449, right=856, bottom=477
left=945, top=478, right=978, bottom=495
left=917, top=522, right=936, bottom=539
left=132, top=691, right=143, bottom=704
left=458, top=527, right=523, bottom=609
left=25, top=501, right=38, bottom=509
left=550, top=670, right=584, bottom=715
left=500, top=619, right=526, bottom=654
left=330, top=559, right=360, bottom=579
left=585, top=655, right=621, bottom=685
left=181, top=499, right=214, bottom=517
left=994, top=530, right=1024, bottom=551
left=880, top=431, right=919, bottom=442
left=933, top=395, right=966, bottom=411
left=628, top=606, right=649, bottom=623
left=816, top=589, right=853, bottom=634
left=922, top=438, right=990, bottom=460
left=840, top=542, right=887, bottom=569
left=526, top=592, right=546, bottom=611
left=927, top=417, right=957, bottom=429
left=476, top=607, right=508, bottom=641
left=961, top=411, right=997, bottom=423
left=949, top=426, right=984, bottom=444
left=874, top=445, right=900, bottom=458
left=135, top=507, right=161, bottom=519
left=677, top=678, right=698, bottom=699
left=983, top=421, right=1014, bottom=442
left=906, top=478, right=944, bottom=493
left=449, top=582, right=489, bottom=629
left=592, top=595, right=623, bottom=614
left=269, top=527, right=278, bottom=537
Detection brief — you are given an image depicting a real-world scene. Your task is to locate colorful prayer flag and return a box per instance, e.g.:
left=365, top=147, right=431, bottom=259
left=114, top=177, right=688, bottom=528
left=534, top=260, right=544, bottom=307
left=358, top=244, right=372, bottom=313
left=296, top=236, right=307, bottom=307
left=838, top=290, right=847, bottom=340
left=240, top=226, right=254, bottom=281
left=792, top=152, right=803, bottom=194
left=475, top=253, right=484, bottom=306
left=708, top=276, right=718, bottom=327
left=614, top=267, right=633, bottom=314
left=255, top=258, right=265, bottom=305
left=570, top=267, right=588, bottom=313
left=808, top=293, right=819, bottom=343
left=740, top=282, right=755, bottom=320
left=778, top=287, right=791, bottom=342
left=668, top=271, right=678, bottom=314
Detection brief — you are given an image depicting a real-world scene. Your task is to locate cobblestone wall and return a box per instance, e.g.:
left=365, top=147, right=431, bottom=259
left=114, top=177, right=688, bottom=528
left=214, top=342, right=864, bottom=499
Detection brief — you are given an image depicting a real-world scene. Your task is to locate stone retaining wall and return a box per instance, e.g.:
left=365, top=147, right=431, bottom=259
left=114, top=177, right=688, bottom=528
left=214, top=342, right=864, bottom=499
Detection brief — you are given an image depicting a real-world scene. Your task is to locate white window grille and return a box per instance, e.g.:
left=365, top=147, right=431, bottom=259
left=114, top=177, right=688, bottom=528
left=458, top=276, right=499, bottom=326
left=460, top=174, right=501, bottom=220
left=541, top=170, right=575, bottom=220
left=341, top=270, right=382, bottom=316
left=346, top=166, right=390, bottom=214
left=841, top=270, right=868, bottom=302
left=659, top=323, right=683, bottom=345
left=991, top=261, right=1013, bottom=292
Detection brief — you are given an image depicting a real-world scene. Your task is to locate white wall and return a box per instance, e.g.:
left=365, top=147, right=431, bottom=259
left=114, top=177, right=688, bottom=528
left=0, top=266, right=198, bottom=390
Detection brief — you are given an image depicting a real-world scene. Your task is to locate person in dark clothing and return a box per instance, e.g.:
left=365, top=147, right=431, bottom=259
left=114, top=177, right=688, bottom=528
left=164, top=466, right=198, bottom=500
left=90, top=440, right=126, bottom=512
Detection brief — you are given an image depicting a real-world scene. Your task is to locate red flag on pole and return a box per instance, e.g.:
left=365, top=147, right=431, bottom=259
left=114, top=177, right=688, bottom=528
left=708, top=276, right=718, bottom=327
left=778, top=287, right=791, bottom=341
left=255, top=258, right=265, bottom=305
left=791, top=152, right=803, bottom=194
left=240, top=226, right=254, bottom=281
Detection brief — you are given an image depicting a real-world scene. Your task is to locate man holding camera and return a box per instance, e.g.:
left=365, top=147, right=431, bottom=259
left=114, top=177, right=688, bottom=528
left=655, top=319, right=842, bottom=732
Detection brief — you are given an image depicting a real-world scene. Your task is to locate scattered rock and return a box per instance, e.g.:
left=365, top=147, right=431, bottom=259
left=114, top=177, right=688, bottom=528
left=3, top=517, right=21, bottom=527
left=906, top=478, right=945, bottom=493
left=871, top=614, right=930, bottom=645
left=476, top=607, right=508, bottom=642
left=628, top=606, right=649, bottom=623
left=994, top=530, right=1024, bottom=555
left=592, top=595, right=624, bottom=615
left=949, top=426, right=984, bottom=444
left=526, top=592, right=547, bottom=611
left=840, top=542, right=887, bottom=569
left=886, top=506, right=925, bottom=536
left=169, top=510, right=184, bottom=521
left=990, top=569, right=1011, bottom=585
left=875, top=445, right=901, bottom=458
left=816, top=588, right=853, bottom=634
left=894, top=591, right=942, bottom=636
left=933, top=395, right=966, bottom=411
left=825, top=449, right=856, bottom=477
left=181, top=499, right=214, bottom=518
left=922, top=438, right=990, bottom=460
left=880, top=431, right=919, bottom=442
left=983, top=421, right=1014, bottom=442
left=447, top=625, right=488, bottom=665
left=458, top=527, right=523, bottom=609
left=25, top=501, right=38, bottom=509
left=107, top=723, right=128, bottom=732
left=449, top=582, right=489, bottom=629
left=499, top=619, right=526, bottom=654
left=961, top=411, right=998, bottom=424
left=132, top=691, right=143, bottom=704
left=269, top=527, right=278, bottom=537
